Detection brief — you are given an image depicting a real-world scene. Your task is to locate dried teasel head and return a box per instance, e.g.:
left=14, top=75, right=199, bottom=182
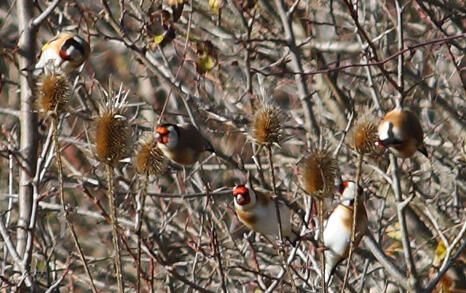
left=349, top=111, right=379, bottom=155
left=134, top=134, right=168, bottom=176
left=299, top=147, right=337, bottom=199
left=35, top=68, right=71, bottom=116
left=94, top=84, right=131, bottom=166
left=251, top=104, right=286, bottom=148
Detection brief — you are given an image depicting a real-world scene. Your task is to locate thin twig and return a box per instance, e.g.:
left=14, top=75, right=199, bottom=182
left=44, top=257, right=71, bottom=293
left=273, top=0, right=320, bottom=138
left=251, top=33, right=465, bottom=79
left=395, top=0, right=405, bottom=107
left=362, top=234, right=410, bottom=290
left=423, top=222, right=466, bottom=292
left=31, top=0, right=63, bottom=27
left=53, top=116, right=98, bottom=293
left=0, top=218, right=33, bottom=286
left=211, top=219, right=228, bottom=293
left=267, top=145, right=297, bottom=293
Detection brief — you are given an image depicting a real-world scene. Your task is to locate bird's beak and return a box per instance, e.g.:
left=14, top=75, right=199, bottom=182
left=155, top=132, right=163, bottom=143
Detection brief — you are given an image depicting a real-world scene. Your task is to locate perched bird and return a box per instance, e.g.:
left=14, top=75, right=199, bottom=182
left=323, top=180, right=368, bottom=283
left=155, top=123, right=213, bottom=166
left=377, top=108, right=428, bottom=158
left=232, top=184, right=297, bottom=243
left=34, top=32, right=90, bottom=76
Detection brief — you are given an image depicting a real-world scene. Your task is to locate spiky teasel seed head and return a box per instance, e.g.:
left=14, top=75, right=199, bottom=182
left=353, top=121, right=378, bottom=154
left=35, top=69, right=71, bottom=116
left=94, top=84, right=130, bottom=166
left=349, top=111, right=379, bottom=155
left=298, top=147, right=337, bottom=199
left=134, top=134, right=168, bottom=176
left=251, top=104, right=286, bottom=147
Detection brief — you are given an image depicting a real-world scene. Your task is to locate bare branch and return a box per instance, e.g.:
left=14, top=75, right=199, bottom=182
left=31, top=0, right=63, bottom=28
left=362, top=233, right=410, bottom=291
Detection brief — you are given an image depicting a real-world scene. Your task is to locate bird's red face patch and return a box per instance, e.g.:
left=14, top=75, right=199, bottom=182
left=59, top=49, right=70, bottom=61
left=339, top=181, right=349, bottom=194
left=156, top=126, right=169, bottom=144
left=233, top=185, right=250, bottom=206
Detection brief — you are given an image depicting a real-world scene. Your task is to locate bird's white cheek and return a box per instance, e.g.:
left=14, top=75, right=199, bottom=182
left=46, top=50, right=61, bottom=63
left=342, top=184, right=357, bottom=200
left=378, top=122, right=390, bottom=140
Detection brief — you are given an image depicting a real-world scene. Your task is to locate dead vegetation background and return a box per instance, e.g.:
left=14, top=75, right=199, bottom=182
left=0, top=0, right=465, bottom=292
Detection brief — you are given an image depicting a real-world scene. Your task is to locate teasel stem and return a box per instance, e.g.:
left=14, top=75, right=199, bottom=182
left=267, top=146, right=297, bottom=293
left=106, top=163, right=124, bottom=293
left=136, top=174, right=149, bottom=293
left=319, top=198, right=326, bottom=293
left=341, top=152, right=363, bottom=292
left=52, top=115, right=98, bottom=293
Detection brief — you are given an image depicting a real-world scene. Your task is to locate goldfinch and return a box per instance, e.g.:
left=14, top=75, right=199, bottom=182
left=323, top=180, right=368, bottom=283
left=155, top=123, right=213, bottom=166
left=34, top=32, right=90, bottom=76
left=232, top=184, right=297, bottom=243
left=378, top=108, right=428, bottom=158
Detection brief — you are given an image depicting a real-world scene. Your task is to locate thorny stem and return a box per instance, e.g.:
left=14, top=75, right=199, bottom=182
left=319, top=199, right=326, bottom=293
left=83, top=183, right=154, bottom=287
left=106, top=163, right=124, bottom=293
left=341, top=152, right=363, bottom=292
left=136, top=174, right=149, bottom=293
left=267, top=146, right=278, bottom=197
left=52, top=116, right=98, bottom=293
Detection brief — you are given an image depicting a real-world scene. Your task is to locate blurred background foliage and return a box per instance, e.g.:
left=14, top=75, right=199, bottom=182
left=0, top=0, right=465, bottom=292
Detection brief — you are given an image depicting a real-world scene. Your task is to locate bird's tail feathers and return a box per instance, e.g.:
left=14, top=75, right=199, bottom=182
left=418, top=144, right=428, bottom=157
left=324, top=251, right=340, bottom=284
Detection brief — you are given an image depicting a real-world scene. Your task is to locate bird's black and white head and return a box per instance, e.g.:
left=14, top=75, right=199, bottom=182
left=338, top=180, right=361, bottom=206
left=232, top=184, right=257, bottom=210
left=155, top=124, right=179, bottom=149
left=377, top=119, right=403, bottom=148
left=59, top=34, right=89, bottom=64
